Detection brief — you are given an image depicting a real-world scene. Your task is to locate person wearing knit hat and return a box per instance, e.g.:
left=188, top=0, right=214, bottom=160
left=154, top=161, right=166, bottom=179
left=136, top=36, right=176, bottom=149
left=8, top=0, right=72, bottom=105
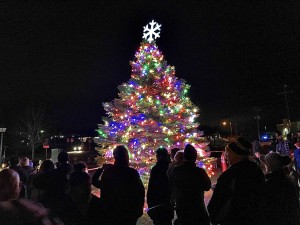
left=183, top=144, right=198, bottom=161
left=227, top=136, right=252, bottom=155
left=208, top=137, right=265, bottom=225
left=259, top=152, right=300, bottom=225
left=224, top=136, right=252, bottom=166
left=259, top=152, right=291, bottom=173
left=169, top=144, right=211, bottom=225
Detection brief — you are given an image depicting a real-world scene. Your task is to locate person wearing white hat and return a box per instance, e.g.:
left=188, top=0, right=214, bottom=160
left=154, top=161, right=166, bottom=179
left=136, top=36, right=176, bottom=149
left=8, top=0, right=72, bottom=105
left=259, top=152, right=300, bottom=225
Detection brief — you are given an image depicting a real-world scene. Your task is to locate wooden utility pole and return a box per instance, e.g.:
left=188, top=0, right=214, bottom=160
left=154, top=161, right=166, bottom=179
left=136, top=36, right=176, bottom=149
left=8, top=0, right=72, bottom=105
left=278, top=84, right=292, bottom=122
left=253, top=107, right=262, bottom=142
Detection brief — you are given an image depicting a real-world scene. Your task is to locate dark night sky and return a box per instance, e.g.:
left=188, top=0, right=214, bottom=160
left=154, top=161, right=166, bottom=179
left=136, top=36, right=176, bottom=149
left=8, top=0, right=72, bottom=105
left=1, top=1, right=300, bottom=135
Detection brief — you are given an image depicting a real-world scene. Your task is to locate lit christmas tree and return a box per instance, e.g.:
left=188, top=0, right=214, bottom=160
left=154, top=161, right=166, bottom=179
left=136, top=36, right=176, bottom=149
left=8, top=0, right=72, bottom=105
left=96, top=20, right=215, bottom=179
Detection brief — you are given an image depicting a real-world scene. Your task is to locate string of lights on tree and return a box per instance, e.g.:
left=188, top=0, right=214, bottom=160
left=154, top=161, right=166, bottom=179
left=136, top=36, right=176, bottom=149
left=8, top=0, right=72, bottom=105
left=95, top=20, right=216, bottom=180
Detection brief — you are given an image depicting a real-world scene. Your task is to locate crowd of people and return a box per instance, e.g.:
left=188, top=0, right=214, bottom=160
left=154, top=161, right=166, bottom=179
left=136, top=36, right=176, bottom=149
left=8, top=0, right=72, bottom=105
left=0, top=135, right=300, bottom=225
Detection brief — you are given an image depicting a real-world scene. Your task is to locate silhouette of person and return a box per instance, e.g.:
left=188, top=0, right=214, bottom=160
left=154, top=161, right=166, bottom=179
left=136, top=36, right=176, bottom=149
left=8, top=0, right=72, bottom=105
left=0, top=168, right=63, bottom=225
left=170, top=148, right=180, bottom=163
left=31, top=156, right=72, bottom=217
left=147, top=147, right=173, bottom=225
left=9, top=156, right=28, bottom=199
left=99, top=145, right=145, bottom=225
left=73, top=161, right=88, bottom=173
left=167, top=150, right=184, bottom=178
left=259, top=152, right=300, bottom=225
left=208, top=137, right=265, bottom=225
left=56, top=151, right=72, bottom=176
left=61, top=171, right=103, bottom=225
left=170, top=144, right=211, bottom=225
left=31, top=159, right=55, bottom=205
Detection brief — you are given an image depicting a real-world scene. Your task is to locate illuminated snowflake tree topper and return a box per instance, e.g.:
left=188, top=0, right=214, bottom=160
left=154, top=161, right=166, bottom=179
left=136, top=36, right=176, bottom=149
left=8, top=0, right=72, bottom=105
left=142, top=20, right=161, bottom=43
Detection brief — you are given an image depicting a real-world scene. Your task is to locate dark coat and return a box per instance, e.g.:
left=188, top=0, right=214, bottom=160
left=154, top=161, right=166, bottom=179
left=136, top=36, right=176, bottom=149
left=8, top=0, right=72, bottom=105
left=147, top=160, right=173, bottom=224
left=57, top=162, right=72, bottom=177
left=207, top=159, right=265, bottom=225
left=147, top=160, right=171, bottom=207
left=32, top=168, right=69, bottom=215
left=60, top=195, right=104, bottom=225
left=91, top=167, right=103, bottom=189
left=99, top=164, right=145, bottom=225
left=262, top=170, right=300, bottom=225
left=170, top=161, right=211, bottom=224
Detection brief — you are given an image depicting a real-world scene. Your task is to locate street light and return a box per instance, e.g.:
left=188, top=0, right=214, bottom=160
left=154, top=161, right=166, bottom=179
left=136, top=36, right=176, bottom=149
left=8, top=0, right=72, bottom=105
left=0, top=127, right=7, bottom=163
left=222, top=121, right=233, bottom=136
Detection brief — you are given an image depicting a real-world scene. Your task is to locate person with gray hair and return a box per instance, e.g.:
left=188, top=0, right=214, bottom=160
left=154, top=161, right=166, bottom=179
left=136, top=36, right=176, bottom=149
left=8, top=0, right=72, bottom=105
left=0, top=169, right=21, bottom=201
left=0, top=169, right=63, bottom=225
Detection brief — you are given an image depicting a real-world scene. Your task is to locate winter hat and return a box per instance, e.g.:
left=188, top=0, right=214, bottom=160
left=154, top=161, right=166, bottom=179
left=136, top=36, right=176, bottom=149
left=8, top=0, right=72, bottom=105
left=184, top=144, right=198, bottom=161
left=155, top=147, right=169, bottom=158
left=227, top=137, right=252, bottom=156
left=259, top=152, right=291, bottom=172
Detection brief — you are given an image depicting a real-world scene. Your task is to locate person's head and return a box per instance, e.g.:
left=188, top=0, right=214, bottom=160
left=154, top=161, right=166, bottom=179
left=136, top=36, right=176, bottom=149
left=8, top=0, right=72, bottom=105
left=170, top=148, right=180, bottom=162
left=184, top=144, right=198, bottom=162
left=40, top=159, right=55, bottom=173
left=297, top=131, right=300, bottom=137
left=275, top=131, right=283, bottom=140
left=68, top=171, right=91, bottom=204
left=9, top=156, right=19, bottom=167
left=19, top=157, right=29, bottom=167
left=0, top=169, right=21, bottom=201
left=155, top=147, right=169, bottom=162
left=259, top=152, right=291, bottom=173
left=174, top=150, right=184, bottom=165
left=58, top=151, right=69, bottom=164
left=73, top=161, right=88, bottom=173
left=113, top=145, right=129, bottom=166
left=225, top=136, right=252, bottom=165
